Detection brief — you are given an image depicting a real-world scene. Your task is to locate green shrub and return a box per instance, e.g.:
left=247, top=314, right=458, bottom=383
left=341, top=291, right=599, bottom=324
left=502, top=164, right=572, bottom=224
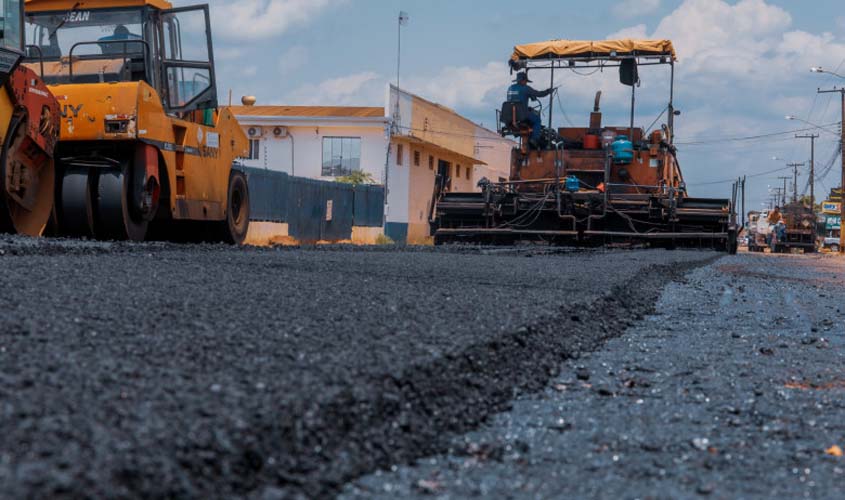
left=375, top=234, right=395, bottom=245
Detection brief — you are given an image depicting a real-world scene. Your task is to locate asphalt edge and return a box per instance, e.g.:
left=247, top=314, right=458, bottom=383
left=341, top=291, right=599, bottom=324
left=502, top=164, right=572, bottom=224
left=237, top=254, right=725, bottom=498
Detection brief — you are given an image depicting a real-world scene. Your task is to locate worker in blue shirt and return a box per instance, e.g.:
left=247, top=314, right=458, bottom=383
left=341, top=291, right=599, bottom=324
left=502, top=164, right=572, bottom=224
left=507, top=72, right=554, bottom=146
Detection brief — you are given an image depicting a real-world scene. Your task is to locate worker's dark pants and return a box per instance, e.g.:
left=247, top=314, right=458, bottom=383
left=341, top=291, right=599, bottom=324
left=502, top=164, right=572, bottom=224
left=528, top=112, right=542, bottom=143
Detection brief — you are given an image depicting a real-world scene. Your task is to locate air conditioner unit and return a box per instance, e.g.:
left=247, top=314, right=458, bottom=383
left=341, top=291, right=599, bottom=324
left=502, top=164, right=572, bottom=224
left=273, top=126, right=288, bottom=137
left=247, top=126, right=264, bottom=138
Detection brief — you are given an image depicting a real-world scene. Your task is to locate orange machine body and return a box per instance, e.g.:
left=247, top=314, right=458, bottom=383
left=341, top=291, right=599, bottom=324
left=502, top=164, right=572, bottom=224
left=47, top=81, right=247, bottom=221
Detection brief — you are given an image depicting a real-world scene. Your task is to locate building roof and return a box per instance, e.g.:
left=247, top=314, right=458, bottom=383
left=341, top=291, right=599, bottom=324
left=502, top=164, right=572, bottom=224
left=389, top=85, right=506, bottom=140
left=229, top=106, right=385, bottom=119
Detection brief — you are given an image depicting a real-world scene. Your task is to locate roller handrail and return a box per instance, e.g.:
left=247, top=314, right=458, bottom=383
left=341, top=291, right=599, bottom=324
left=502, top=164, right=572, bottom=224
left=25, top=45, right=45, bottom=78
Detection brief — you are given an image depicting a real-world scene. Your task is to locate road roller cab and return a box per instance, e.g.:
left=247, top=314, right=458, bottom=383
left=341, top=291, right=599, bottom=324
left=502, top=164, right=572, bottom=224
left=23, top=0, right=250, bottom=243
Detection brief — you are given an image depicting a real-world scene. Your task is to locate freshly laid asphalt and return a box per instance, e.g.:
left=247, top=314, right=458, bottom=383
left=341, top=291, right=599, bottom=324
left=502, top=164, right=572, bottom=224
left=343, top=253, right=845, bottom=499
left=0, top=238, right=716, bottom=499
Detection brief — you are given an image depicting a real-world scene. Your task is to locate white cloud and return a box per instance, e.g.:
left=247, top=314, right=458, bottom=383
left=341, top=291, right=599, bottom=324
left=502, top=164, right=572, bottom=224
left=603, top=0, right=845, bottom=204
left=613, top=0, right=661, bottom=19
left=282, top=63, right=512, bottom=114
left=403, top=62, right=512, bottom=111
left=285, top=71, right=385, bottom=106
left=204, top=0, right=340, bottom=41
left=216, top=47, right=243, bottom=61
left=627, top=0, right=845, bottom=83
left=278, top=45, right=309, bottom=74
left=607, top=24, right=648, bottom=40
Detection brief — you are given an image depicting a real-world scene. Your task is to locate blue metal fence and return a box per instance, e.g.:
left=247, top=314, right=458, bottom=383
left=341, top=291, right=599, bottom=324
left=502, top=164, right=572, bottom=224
left=353, top=185, right=386, bottom=228
left=243, top=167, right=384, bottom=242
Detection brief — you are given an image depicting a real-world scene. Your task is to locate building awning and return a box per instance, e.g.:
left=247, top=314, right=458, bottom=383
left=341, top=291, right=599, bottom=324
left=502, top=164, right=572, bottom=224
left=393, top=134, right=487, bottom=166
left=511, top=39, right=677, bottom=62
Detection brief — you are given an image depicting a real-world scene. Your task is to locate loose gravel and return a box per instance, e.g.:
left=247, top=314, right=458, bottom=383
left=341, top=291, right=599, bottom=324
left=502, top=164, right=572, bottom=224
left=0, top=237, right=716, bottom=498
left=343, top=253, right=845, bottom=499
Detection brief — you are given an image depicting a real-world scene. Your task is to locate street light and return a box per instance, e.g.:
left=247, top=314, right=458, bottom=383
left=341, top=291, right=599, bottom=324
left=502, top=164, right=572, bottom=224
left=785, top=115, right=839, bottom=135
left=811, top=66, right=845, bottom=80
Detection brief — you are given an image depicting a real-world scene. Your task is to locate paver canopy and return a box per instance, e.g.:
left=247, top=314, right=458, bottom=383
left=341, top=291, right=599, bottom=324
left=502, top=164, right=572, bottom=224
left=511, top=39, right=677, bottom=62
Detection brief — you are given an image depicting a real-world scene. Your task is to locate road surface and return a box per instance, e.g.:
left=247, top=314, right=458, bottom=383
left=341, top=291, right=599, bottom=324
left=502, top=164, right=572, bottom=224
left=1, top=238, right=842, bottom=498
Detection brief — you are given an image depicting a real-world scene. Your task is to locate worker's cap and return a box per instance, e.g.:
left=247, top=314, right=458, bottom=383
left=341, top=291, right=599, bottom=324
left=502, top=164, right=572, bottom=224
left=515, top=72, right=532, bottom=83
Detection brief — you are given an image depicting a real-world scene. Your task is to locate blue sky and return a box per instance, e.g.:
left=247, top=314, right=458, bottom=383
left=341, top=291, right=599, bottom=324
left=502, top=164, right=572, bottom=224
left=178, top=0, right=845, bottom=210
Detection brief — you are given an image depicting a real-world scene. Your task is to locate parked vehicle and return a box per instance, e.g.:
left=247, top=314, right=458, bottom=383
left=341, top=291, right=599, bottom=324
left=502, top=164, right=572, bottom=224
left=822, top=236, right=840, bottom=253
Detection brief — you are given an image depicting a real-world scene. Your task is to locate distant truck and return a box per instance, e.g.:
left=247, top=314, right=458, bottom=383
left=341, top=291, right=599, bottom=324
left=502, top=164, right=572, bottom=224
left=746, top=211, right=770, bottom=252
left=771, top=203, right=817, bottom=254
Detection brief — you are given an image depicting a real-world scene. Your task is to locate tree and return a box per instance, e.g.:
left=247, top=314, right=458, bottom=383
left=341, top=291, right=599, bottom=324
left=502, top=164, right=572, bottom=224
left=336, top=171, right=375, bottom=185
left=798, top=195, right=823, bottom=213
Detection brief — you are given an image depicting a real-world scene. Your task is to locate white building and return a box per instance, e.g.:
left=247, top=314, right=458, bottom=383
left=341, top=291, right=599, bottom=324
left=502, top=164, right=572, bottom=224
left=232, top=91, right=515, bottom=244
left=230, top=105, right=390, bottom=182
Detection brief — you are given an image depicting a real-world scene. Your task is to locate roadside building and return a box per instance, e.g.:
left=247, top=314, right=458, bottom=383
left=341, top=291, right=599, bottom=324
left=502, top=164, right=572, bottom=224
left=822, top=191, right=842, bottom=240
left=230, top=104, right=390, bottom=182
left=231, top=89, right=514, bottom=245
left=385, top=85, right=515, bottom=243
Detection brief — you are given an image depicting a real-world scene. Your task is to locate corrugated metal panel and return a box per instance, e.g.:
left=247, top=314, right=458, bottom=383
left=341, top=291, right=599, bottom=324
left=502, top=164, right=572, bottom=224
left=286, top=177, right=324, bottom=242
left=321, top=184, right=355, bottom=241
left=353, top=185, right=385, bottom=228
left=244, top=166, right=382, bottom=240
left=244, top=167, right=289, bottom=223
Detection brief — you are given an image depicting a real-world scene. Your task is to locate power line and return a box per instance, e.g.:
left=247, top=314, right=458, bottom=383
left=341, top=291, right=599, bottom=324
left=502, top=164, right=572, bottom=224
left=688, top=164, right=795, bottom=187
left=675, top=122, right=841, bottom=146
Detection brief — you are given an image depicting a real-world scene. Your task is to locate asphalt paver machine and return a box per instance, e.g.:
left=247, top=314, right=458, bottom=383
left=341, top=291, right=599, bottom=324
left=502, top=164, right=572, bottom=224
left=434, top=39, right=738, bottom=252
left=0, top=0, right=59, bottom=236
left=24, top=0, right=250, bottom=243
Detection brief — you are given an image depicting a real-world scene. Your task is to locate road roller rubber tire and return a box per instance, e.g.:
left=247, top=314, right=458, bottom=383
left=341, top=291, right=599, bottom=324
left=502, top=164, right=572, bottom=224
left=97, top=166, right=148, bottom=242
left=220, top=170, right=249, bottom=245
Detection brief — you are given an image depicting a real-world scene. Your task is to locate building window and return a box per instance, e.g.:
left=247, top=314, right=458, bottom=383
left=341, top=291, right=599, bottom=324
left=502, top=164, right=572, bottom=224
left=456, top=165, right=461, bottom=178
left=428, top=155, right=434, bottom=170
left=396, top=144, right=404, bottom=166
left=248, top=139, right=260, bottom=160
left=414, top=150, right=421, bottom=166
left=322, top=137, right=362, bottom=177
left=466, top=167, right=471, bottom=180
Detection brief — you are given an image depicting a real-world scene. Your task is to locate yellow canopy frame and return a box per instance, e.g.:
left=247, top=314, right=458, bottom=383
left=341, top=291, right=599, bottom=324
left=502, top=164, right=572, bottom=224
left=511, top=39, right=677, bottom=62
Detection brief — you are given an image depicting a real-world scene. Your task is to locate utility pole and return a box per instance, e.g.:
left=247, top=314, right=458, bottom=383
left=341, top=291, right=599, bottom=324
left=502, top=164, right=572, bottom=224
left=818, top=86, right=845, bottom=253
left=795, top=133, right=818, bottom=208
left=776, top=177, right=790, bottom=206
left=396, top=11, right=409, bottom=92
left=741, top=175, right=746, bottom=228
left=392, top=11, right=409, bottom=131
left=786, top=162, right=805, bottom=203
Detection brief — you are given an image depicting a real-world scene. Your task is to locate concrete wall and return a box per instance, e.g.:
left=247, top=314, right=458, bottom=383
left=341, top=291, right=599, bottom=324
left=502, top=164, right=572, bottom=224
left=245, top=222, right=385, bottom=246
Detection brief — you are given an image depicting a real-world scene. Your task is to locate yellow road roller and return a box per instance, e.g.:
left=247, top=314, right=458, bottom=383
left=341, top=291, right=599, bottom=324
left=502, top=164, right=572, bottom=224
left=24, top=0, right=250, bottom=243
